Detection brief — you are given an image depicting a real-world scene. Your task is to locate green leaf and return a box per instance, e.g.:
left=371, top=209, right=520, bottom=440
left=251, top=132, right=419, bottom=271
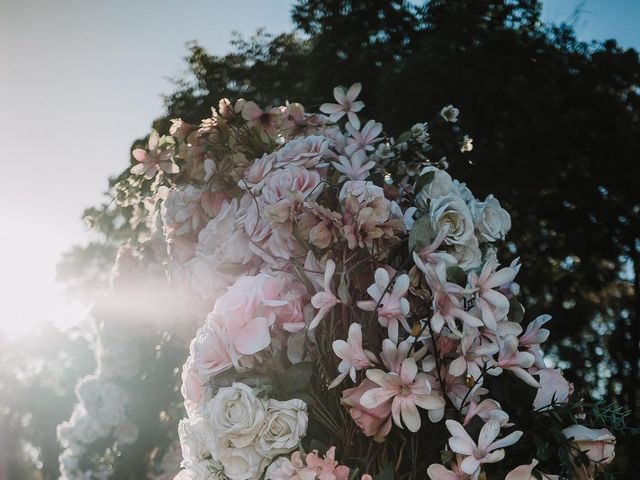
left=408, top=215, right=430, bottom=252
left=446, top=266, right=468, bottom=286
left=508, top=296, right=524, bottom=323
left=414, top=170, right=436, bottom=194
left=282, top=362, right=313, bottom=393
left=396, top=131, right=412, bottom=144
left=374, top=465, right=396, bottom=480
left=337, top=274, right=350, bottom=304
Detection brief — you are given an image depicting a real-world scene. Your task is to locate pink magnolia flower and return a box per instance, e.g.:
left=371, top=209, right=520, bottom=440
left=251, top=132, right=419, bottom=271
left=427, top=457, right=471, bottom=480
left=449, top=325, right=499, bottom=380
left=505, top=459, right=559, bottom=480
left=357, top=268, right=411, bottom=343
left=519, top=314, right=551, bottom=369
left=305, top=446, right=350, bottom=480
left=361, top=358, right=445, bottom=432
left=414, top=230, right=457, bottom=268
left=332, top=150, right=376, bottom=182
left=130, top=130, right=178, bottom=179
left=421, top=262, right=482, bottom=335
left=310, top=259, right=340, bottom=329
left=241, top=101, right=281, bottom=133
left=463, top=399, right=509, bottom=427
left=329, top=323, right=376, bottom=388
left=533, top=368, right=572, bottom=411
left=492, top=335, right=540, bottom=388
left=468, top=258, right=518, bottom=330
left=320, top=83, right=365, bottom=128
left=345, top=119, right=382, bottom=156
left=341, top=379, right=392, bottom=442
left=446, top=419, right=522, bottom=477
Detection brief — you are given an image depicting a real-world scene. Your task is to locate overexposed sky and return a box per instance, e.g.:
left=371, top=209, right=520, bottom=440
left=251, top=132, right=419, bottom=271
left=0, top=0, right=637, bottom=338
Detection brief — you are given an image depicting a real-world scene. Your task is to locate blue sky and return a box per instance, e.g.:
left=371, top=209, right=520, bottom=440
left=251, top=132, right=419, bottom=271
left=0, top=0, right=637, bottom=337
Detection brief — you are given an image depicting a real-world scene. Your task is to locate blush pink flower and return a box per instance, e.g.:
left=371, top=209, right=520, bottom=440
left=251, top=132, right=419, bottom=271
left=310, top=259, right=340, bottom=329
left=421, top=262, right=482, bottom=335
left=505, top=459, right=559, bottom=480
left=320, top=83, right=365, bottom=128
left=130, top=130, right=178, bottom=179
left=427, top=457, right=471, bottom=480
left=341, top=379, right=392, bottom=442
left=305, top=446, right=350, bottom=480
left=519, top=314, right=551, bottom=369
left=357, top=268, right=411, bottom=343
left=361, top=358, right=445, bottom=432
left=332, top=150, right=376, bottom=182
left=492, top=335, right=540, bottom=388
left=468, top=257, right=518, bottom=330
left=345, top=120, right=383, bottom=156
left=446, top=419, right=522, bottom=477
left=329, top=323, right=376, bottom=388
left=414, top=229, right=457, bottom=268
left=241, top=101, right=281, bottom=133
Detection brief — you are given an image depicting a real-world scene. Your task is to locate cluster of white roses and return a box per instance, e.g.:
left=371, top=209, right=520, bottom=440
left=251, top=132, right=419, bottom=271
left=177, top=384, right=308, bottom=480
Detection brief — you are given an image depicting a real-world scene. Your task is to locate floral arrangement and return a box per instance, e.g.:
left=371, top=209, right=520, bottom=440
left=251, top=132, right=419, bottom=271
left=121, top=83, right=624, bottom=480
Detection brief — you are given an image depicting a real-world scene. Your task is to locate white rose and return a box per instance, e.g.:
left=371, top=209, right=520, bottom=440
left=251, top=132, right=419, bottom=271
left=275, top=135, right=330, bottom=168
left=429, top=194, right=475, bottom=246
left=196, top=200, right=239, bottom=256
left=472, top=195, right=511, bottom=242
left=451, top=179, right=475, bottom=204
left=163, top=185, right=204, bottom=236
left=179, top=414, right=218, bottom=464
left=417, top=166, right=453, bottom=204
left=208, top=383, right=265, bottom=448
left=264, top=456, right=297, bottom=480
left=256, top=398, right=308, bottom=457
left=453, top=237, right=482, bottom=270
left=218, top=446, right=268, bottom=480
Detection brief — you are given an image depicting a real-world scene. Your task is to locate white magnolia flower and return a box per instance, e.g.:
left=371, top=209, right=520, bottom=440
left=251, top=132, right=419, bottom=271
left=429, top=194, right=475, bottom=246
left=208, top=383, right=265, bottom=448
left=255, top=398, right=308, bottom=456
left=472, top=195, right=512, bottom=242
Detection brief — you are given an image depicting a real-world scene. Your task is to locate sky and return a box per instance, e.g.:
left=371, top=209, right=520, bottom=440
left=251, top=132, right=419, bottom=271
left=0, top=0, right=637, bottom=338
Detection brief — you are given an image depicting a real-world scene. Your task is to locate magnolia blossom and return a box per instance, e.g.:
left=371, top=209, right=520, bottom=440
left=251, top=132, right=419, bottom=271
left=446, top=419, right=522, bottom=478
left=332, top=150, right=376, bottom=181
left=519, top=314, right=551, bottom=368
left=309, top=259, right=340, bottom=329
left=492, top=335, right=540, bottom=388
left=242, top=101, right=280, bottom=133
left=420, top=262, right=482, bottom=335
left=329, top=323, right=376, bottom=388
left=345, top=119, right=382, bottom=156
left=415, top=229, right=457, bottom=267
left=427, top=457, right=470, bottom=480
left=357, top=268, right=411, bottom=343
left=320, top=83, right=364, bottom=128
left=533, top=368, right=572, bottom=410
left=468, top=257, right=518, bottom=330
left=505, top=459, right=559, bottom=480
left=275, top=135, right=330, bottom=168
left=130, top=130, right=178, bottom=179
left=361, top=358, right=445, bottom=432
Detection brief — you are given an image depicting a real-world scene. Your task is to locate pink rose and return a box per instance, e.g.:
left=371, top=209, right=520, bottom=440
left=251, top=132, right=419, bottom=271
left=562, top=425, right=616, bottom=479
left=342, top=379, right=392, bottom=442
